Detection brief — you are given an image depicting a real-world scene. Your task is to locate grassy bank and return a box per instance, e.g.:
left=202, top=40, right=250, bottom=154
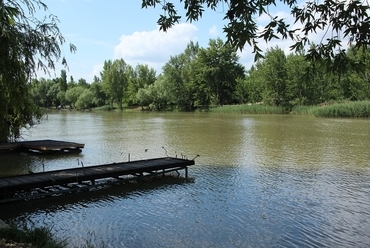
left=0, top=225, right=67, bottom=248
left=292, top=101, right=370, bottom=118
left=209, top=104, right=288, bottom=114
left=209, top=101, right=370, bottom=118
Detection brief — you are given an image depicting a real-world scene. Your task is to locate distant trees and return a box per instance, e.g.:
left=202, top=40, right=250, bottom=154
left=158, top=39, right=245, bottom=110
left=28, top=40, right=370, bottom=113
left=195, top=38, right=245, bottom=106
left=237, top=46, right=370, bottom=108
left=127, top=64, right=156, bottom=105
left=101, top=59, right=130, bottom=110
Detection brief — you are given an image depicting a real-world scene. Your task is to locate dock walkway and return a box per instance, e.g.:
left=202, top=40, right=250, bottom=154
left=0, top=157, right=194, bottom=203
left=0, top=139, right=84, bottom=154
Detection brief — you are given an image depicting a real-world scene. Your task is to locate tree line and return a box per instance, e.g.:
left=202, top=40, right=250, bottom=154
left=30, top=39, right=370, bottom=112
left=2, top=0, right=370, bottom=142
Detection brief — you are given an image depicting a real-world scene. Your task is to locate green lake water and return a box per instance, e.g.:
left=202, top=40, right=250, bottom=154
left=0, top=111, right=369, bottom=247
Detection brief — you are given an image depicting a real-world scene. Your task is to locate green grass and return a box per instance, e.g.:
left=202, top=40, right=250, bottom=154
left=312, top=101, right=370, bottom=118
left=209, top=104, right=287, bottom=114
left=291, top=101, right=370, bottom=118
left=290, top=105, right=318, bottom=115
left=0, top=226, right=67, bottom=248
left=210, top=101, right=370, bottom=118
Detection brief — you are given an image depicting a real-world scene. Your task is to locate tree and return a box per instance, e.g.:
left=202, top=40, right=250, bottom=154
left=142, top=0, right=370, bottom=70
left=127, top=64, right=156, bottom=105
left=195, top=38, right=245, bottom=106
left=90, top=76, right=108, bottom=107
left=60, top=70, right=68, bottom=92
left=162, top=41, right=199, bottom=110
left=75, top=89, right=94, bottom=110
left=65, top=86, right=85, bottom=108
left=0, top=0, right=75, bottom=141
left=101, top=59, right=130, bottom=110
left=344, top=46, right=370, bottom=100
left=259, top=47, right=288, bottom=106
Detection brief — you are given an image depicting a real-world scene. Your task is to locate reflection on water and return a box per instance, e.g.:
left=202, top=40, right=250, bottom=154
left=0, top=111, right=369, bottom=247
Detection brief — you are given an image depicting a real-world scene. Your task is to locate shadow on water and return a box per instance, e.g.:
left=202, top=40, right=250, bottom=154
left=0, top=175, right=195, bottom=221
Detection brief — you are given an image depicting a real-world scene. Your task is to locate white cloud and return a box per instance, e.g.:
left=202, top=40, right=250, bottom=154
left=114, top=23, right=198, bottom=73
left=92, top=64, right=103, bottom=79
left=209, top=25, right=219, bottom=36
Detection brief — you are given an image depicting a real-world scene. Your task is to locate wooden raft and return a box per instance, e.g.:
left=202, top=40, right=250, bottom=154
left=0, top=139, right=84, bottom=154
left=0, top=157, right=195, bottom=203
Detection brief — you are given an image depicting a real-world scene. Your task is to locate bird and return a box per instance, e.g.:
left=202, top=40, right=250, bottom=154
left=144, top=149, right=148, bottom=152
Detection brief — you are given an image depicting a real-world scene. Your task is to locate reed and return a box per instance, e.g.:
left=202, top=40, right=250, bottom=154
left=210, top=104, right=287, bottom=114
left=291, top=101, right=370, bottom=117
left=312, top=101, right=370, bottom=118
left=290, top=105, right=317, bottom=115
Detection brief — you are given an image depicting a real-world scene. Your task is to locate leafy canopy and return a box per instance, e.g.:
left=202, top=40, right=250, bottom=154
left=0, top=0, right=76, bottom=141
left=142, top=0, right=370, bottom=67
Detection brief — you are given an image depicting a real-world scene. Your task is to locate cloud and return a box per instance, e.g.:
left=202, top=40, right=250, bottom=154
left=114, top=23, right=198, bottom=73
left=92, top=64, right=103, bottom=79
left=209, top=25, right=219, bottom=36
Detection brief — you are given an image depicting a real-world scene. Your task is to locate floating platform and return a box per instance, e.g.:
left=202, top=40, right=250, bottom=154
left=0, top=139, right=85, bottom=154
left=0, top=157, right=195, bottom=203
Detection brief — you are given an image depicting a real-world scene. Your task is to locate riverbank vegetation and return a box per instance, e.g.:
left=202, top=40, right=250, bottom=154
left=28, top=42, right=370, bottom=118
left=0, top=225, right=66, bottom=248
left=211, top=101, right=370, bottom=118
left=2, top=0, right=370, bottom=141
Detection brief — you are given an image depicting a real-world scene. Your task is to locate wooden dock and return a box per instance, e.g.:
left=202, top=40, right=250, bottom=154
left=0, top=139, right=84, bottom=154
left=0, top=157, right=195, bottom=203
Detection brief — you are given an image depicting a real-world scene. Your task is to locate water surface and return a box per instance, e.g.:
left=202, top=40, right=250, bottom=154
left=0, top=111, right=369, bottom=247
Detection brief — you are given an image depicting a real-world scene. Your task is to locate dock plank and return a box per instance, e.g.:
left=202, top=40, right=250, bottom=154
left=0, top=157, right=194, bottom=199
left=0, top=139, right=84, bottom=154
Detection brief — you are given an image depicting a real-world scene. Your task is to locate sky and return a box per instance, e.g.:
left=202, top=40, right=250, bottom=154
left=37, top=0, right=317, bottom=82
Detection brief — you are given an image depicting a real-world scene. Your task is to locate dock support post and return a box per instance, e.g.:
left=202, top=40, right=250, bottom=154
left=91, top=179, right=95, bottom=185
left=185, top=166, right=188, bottom=179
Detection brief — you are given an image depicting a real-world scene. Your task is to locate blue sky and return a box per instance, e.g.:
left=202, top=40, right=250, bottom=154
left=39, top=0, right=313, bottom=82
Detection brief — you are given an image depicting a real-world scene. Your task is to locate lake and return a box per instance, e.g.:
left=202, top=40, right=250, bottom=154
left=0, top=111, right=369, bottom=247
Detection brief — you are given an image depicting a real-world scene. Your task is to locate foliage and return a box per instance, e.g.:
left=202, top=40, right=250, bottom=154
left=127, top=64, right=156, bottom=105
left=65, top=86, right=85, bottom=108
left=210, top=104, right=287, bottom=114
left=258, top=47, right=288, bottom=106
left=291, top=101, right=370, bottom=117
left=75, top=89, right=94, bottom=110
left=195, top=38, right=245, bottom=106
left=312, top=101, right=370, bottom=118
left=142, top=0, right=370, bottom=70
left=27, top=40, right=370, bottom=118
left=101, top=59, right=130, bottom=110
left=90, top=76, right=108, bottom=107
left=162, top=41, right=199, bottom=110
left=0, top=226, right=67, bottom=248
left=0, top=0, right=75, bottom=141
